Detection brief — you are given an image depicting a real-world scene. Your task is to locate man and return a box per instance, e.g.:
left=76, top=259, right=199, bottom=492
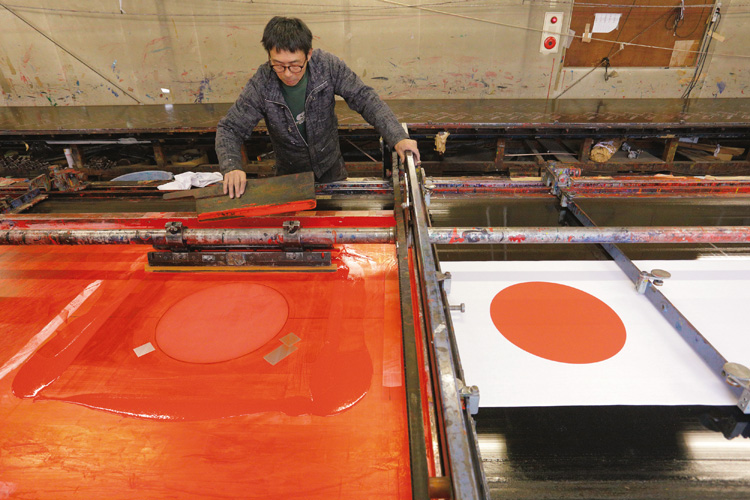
left=215, top=16, right=420, bottom=198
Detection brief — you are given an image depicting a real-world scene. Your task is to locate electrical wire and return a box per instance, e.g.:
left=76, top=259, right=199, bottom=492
left=681, top=8, right=721, bottom=99
left=2, top=0, right=748, bottom=61
left=605, top=0, right=637, bottom=60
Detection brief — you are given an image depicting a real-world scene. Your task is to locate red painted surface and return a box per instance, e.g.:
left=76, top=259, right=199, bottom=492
left=155, top=283, right=289, bottom=364
left=490, top=282, right=626, bottom=364
left=198, top=200, right=318, bottom=222
left=0, top=244, right=411, bottom=498
left=0, top=210, right=396, bottom=230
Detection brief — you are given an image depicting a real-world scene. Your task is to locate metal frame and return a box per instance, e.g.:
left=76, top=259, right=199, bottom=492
left=401, top=152, right=489, bottom=499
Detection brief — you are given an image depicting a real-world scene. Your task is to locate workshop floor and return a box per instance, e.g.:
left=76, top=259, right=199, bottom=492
left=0, top=244, right=411, bottom=499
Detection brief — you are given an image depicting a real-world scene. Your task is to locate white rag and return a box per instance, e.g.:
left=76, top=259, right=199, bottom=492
left=157, top=172, right=224, bottom=191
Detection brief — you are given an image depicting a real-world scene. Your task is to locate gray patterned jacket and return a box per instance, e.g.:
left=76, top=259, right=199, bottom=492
left=215, top=49, right=409, bottom=180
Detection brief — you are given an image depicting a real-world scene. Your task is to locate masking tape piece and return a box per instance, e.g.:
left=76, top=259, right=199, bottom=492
left=134, top=342, right=156, bottom=357
left=264, top=344, right=298, bottom=366
left=280, top=333, right=301, bottom=347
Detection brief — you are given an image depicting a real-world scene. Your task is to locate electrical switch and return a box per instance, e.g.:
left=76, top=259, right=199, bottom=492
left=540, top=12, right=564, bottom=55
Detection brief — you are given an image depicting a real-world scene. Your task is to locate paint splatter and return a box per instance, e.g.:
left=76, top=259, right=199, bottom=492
left=111, top=60, right=117, bottom=71
left=717, top=81, right=726, bottom=94
left=194, top=77, right=211, bottom=103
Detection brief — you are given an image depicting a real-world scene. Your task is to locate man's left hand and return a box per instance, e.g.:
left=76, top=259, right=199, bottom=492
left=394, top=139, right=421, bottom=165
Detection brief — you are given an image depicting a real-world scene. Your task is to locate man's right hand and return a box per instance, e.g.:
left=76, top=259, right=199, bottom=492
left=223, top=169, right=247, bottom=199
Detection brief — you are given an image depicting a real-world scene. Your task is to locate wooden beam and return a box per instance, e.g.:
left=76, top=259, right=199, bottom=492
left=578, top=138, right=593, bottom=162
left=662, top=138, right=679, bottom=163
left=153, top=141, right=167, bottom=168
left=494, top=138, right=506, bottom=168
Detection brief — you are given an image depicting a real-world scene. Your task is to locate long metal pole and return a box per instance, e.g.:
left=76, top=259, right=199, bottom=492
left=4, top=226, right=750, bottom=246
left=391, top=163, right=430, bottom=500
left=428, top=226, right=750, bottom=244
left=404, top=153, right=488, bottom=499
left=0, top=228, right=395, bottom=246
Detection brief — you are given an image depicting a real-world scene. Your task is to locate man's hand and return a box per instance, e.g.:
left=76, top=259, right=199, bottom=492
left=394, top=139, right=421, bottom=165
left=223, top=169, right=247, bottom=199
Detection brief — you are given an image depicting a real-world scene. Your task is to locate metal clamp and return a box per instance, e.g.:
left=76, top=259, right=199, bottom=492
left=723, top=363, right=750, bottom=414
left=437, top=271, right=452, bottom=294
left=636, top=269, right=671, bottom=294
left=459, top=381, right=480, bottom=415
left=282, top=220, right=302, bottom=250
left=164, top=221, right=185, bottom=249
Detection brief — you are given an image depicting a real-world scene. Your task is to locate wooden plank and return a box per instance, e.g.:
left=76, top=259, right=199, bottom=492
left=678, top=142, right=745, bottom=157
left=662, top=138, right=679, bottom=163
left=196, top=171, right=316, bottom=221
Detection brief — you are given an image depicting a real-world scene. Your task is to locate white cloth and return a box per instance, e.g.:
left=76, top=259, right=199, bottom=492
left=157, top=172, right=223, bottom=191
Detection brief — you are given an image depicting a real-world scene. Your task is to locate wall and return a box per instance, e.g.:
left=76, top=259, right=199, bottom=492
left=0, top=0, right=746, bottom=107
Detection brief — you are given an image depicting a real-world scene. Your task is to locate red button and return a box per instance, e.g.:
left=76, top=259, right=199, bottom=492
left=551, top=16, right=558, bottom=23
left=544, top=36, right=557, bottom=50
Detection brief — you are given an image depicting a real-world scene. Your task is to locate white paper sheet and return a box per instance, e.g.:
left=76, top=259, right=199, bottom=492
left=592, top=13, right=621, bottom=34
left=441, top=259, right=748, bottom=408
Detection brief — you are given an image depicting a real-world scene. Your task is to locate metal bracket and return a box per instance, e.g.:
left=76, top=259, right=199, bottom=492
left=723, top=363, right=750, bottom=414
left=163, top=221, right=186, bottom=249
left=636, top=269, right=671, bottom=294
left=458, top=381, right=480, bottom=415
left=544, top=162, right=581, bottom=196
left=423, top=181, right=436, bottom=207
left=282, top=220, right=302, bottom=250
left=437, top=271, right=452, bottom=294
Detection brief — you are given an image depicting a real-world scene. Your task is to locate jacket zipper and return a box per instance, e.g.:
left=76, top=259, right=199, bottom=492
left=266, top=81, right=327, bottom=149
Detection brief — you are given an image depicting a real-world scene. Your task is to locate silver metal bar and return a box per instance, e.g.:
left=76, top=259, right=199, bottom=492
left=428, top=226, right=750, bottom=244
left=391, top=163, right=431, bottom=500
left=0, top=228, right=395, bottom=246
left=403, top=153, right=488, bottom=499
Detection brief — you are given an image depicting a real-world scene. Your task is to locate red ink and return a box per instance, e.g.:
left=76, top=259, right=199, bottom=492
left=155, top=283, right=289, bottom=363
left=490, top=282, right=626, bottom=364
left=1, top=244, right=411, bottom=499
left=12, top=255, right=378, bottom=420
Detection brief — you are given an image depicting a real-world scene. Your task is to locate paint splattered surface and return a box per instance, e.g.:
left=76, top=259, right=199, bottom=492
left=0, top=244, right=411, bottom=499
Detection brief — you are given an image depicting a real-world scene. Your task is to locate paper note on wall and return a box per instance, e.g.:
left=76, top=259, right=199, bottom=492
left=592, top=13, right=621, bottom=33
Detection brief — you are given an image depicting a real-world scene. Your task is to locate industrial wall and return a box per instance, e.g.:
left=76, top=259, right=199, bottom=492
left=0, top=0, right=746, bottom=107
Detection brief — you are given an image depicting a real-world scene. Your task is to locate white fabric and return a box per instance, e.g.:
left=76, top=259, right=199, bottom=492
left=157, top=172, right=223, bottom=191
left=442, top=259, right=749, bottom=408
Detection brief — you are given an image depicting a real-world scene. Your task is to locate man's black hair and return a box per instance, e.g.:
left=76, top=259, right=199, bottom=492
left=261, top=17, right=313, bottom=54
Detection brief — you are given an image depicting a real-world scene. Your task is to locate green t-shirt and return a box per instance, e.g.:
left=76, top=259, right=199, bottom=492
left=280, top=71, right=308, bottom=141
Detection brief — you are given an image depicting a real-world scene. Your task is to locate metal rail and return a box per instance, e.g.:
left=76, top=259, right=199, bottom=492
left=0, top=227, right=396, bottom=246
left=403, top=152, right=489, bottom=499
left=391, top=164, right=430, bottom=500
left=4, top=226, right=750, bottom=246
left=428, top=226, right=750, bottom=244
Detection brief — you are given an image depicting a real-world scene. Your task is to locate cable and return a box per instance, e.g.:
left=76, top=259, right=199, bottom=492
left=681, top=8, right=721, bottom=99
left=2, top=0, right=748, bottom=61
left=605, top=0, right=638, bottom=60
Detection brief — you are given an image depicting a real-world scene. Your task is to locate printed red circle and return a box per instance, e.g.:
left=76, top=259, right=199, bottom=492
left=544, top=36, right=557, bottom=49
left=490, top=282, right=626, bottom=364
left=155, top=283, right=288, bottom=363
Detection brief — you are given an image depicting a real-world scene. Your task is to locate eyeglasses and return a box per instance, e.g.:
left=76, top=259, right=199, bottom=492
left=269, top=60, right=307, bottom=74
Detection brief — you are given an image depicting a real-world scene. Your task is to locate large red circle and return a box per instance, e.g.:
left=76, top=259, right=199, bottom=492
left=155, top=283, right=289, bottom=363
left=490, top=282, right=626, bottom=364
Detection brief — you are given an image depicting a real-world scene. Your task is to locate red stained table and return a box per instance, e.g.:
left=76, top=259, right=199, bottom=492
left=0, top=244, right=411, bottom=499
